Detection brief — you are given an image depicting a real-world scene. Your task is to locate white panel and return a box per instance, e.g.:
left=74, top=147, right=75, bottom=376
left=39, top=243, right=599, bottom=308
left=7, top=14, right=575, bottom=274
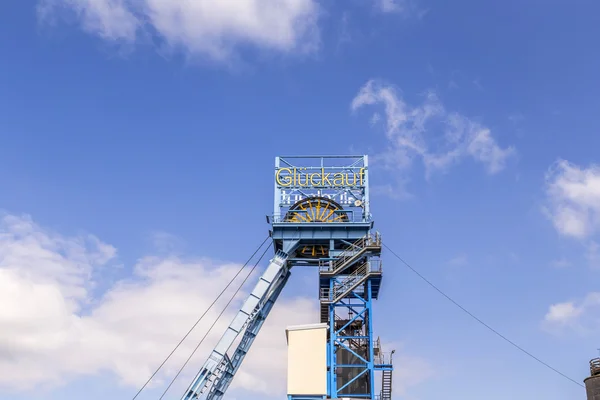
left=214, top=329, right=238, bottom=355
left=262, top=261, right=282, bottom=282
left=286, top=325, right=327, bottom=396
left=240, top=293, right=260, bottom=315
left=229, top=313, right=248, bottom=332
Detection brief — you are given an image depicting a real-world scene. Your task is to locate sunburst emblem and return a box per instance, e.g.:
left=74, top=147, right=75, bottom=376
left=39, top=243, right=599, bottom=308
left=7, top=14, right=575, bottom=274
left=284, top=197, right=349, bottom=257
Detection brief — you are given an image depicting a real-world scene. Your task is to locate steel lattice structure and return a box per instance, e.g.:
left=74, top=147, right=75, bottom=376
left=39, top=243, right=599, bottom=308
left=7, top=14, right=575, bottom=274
left=180, top=155, right=393, bottom=400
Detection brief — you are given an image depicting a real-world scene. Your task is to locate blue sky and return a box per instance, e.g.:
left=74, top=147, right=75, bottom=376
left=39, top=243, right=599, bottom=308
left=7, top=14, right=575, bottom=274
left=1, top=0, right=600, bottom=399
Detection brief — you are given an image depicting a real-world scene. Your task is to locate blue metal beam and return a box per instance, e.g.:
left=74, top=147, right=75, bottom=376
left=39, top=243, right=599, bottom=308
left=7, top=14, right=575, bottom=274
left=177, top=156, right=393, bottom=400
left=321, top=233, right=389, bottom=399
left=206, top=270, right=291, bottom=400
left=180, top=245, right=297, bottom=400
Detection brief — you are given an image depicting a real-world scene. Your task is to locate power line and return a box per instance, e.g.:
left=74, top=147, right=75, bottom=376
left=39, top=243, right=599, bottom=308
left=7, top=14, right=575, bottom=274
left=382, top=242, right=584, bottom=389
left=163, top=241, right=273, bottom=400
left=131, top=236, right=271, bottom=400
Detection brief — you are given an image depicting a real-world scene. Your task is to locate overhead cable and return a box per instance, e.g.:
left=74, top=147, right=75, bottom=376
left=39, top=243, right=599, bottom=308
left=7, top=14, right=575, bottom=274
left=163, top=241, right=274, bottom=400
left=131, top=236, right=271, bottom=400
left=382, top=242, right=584, bottom=389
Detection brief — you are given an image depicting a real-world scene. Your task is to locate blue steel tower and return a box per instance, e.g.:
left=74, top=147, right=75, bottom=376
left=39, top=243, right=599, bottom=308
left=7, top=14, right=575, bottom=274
left=178, top=155, right=393, bottom=400
left=271, top=155, right=394, bottom=400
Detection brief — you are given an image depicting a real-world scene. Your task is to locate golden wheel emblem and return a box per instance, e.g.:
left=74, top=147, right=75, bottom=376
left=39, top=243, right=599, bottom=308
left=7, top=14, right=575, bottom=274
left=284, top=197, right=349, bottom=258
left=284, top=197, right=349, bottom=223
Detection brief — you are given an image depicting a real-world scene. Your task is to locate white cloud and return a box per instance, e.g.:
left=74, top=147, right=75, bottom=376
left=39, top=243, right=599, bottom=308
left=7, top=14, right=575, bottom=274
left=147, top=230, right=185, bottom=254
left=351, top=79, right=514, bottom=187
left=448, top=254, right=468, bottom=266
left=545, top=302, right=583, bottom=324
left=377, top=0, right=427, bottom=19
left=0, top=212, right=435, bottom=399
left=550, top=258, right=572, bottom=269
left=392, top=353, right=434, bottom=396
left=586, top=241, right=600, bottom=269
left=543, top=292, right=600, bottom=335
left=379, top=0, right=409, bottom=13
left=544, top=159, right=600, bottom=240
left=37, top=0, right=320, bottom=63
left=0, top=213, right=316, bottom=397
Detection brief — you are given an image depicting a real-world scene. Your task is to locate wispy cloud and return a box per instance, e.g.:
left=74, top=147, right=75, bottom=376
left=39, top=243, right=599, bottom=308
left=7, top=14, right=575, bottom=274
left=543, top=292, right=600, bottom=336
left=542, top=159, right=600, bottom=272
left=350, top=79, right=515, bottom=194
left=448, top=253, right=468, bottom=266
left=377, top=0, right=428, bottom=18
left=550, top=258, right=572, bottom=269
left=379, top=0, right=410, bottom=13
left=543, top=159, right=600, bottom=240
left=146, top=230, right=185, bottom=254
left=37, top=0, right=321, bottom=65
left=586, top=240, right=600, bottom=270
left=508, top=113, right=525, bottom=124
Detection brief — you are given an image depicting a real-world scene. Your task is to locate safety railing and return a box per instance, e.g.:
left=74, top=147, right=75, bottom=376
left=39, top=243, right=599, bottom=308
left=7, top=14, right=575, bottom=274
left=374, top=336, right=395, bottom=365
left=318, top=233, right=381, bottom=273
left=271, top=210, right=369, bottom=223
left=332, top=262, right=368, bottom=299
left=319, top=261, right=381, bottom=302
left=376, top=351, right=395, bottom=366
left=591, top=358, right=600, bottom=376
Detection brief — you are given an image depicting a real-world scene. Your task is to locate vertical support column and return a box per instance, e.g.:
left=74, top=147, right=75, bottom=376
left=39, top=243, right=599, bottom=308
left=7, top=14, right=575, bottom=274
left=363, top=155, right=370, bottom=221
left=328, top=279, right=336, bottom=398
left=326, top=281, right=376, bottom=398
left=367, top=280, right=375, bottom=399
left=274, top=156, right=281, bottom=220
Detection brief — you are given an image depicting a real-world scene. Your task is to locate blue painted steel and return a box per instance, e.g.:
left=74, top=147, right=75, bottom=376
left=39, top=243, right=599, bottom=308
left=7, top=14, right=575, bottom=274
left=180, top=248, right=296, bottom=400
left=206, top=269, right=291, bottom=399
left=319, top=233, right=392, bottom=400
left=367, top=281, right=375, bottom=396
left=179, top=155, right=393, bottom=400
left=273, top=155, right=370, bottom=223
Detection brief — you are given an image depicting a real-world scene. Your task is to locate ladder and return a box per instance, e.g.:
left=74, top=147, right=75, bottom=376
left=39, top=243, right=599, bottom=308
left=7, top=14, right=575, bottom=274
left=381, top=369, right=393, bottom=400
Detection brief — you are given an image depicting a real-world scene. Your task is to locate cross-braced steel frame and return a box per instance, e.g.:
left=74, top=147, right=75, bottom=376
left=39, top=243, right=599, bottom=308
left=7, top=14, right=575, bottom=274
left=320, top=249, right=384, bottom=399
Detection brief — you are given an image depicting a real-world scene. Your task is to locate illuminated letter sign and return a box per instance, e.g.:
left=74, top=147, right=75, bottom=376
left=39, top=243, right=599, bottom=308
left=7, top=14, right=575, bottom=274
left=275, top=167, right=365, bottom=188
left=276, top=168, right=293, bottom=187
left=273, top=156, right=369, bottom=220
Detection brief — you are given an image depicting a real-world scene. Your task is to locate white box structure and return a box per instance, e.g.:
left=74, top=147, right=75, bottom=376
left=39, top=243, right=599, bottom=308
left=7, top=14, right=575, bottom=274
left=286, top=323, right=328, bottom=396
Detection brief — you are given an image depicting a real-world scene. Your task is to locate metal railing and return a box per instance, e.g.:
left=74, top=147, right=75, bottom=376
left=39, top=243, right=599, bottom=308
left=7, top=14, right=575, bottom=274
left=318, top=233, right=381, bottom=273
left=376, top=351, right=395, bottom=366
left=374, top=337, right=395, bottom=365
left=271, top=211, right=370, bottom=223
left=320, top=260, right=382, bottom=301
left=591, top=358, right=600, bottom=376
left=319, top=261, right=381, bottom=302
left=331, top=262, right=368, bottom=299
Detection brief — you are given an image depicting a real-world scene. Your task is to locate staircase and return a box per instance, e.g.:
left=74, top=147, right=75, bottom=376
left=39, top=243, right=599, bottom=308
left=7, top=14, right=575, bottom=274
left=319, top=233, right=381, bottom=276
left=320, top=303, right=328, bottom=323
left=319, top=233, right=383, bottom=322
left=381, top=369, right=392, bottom=400
left=320, top=261, right=379, bottom=304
